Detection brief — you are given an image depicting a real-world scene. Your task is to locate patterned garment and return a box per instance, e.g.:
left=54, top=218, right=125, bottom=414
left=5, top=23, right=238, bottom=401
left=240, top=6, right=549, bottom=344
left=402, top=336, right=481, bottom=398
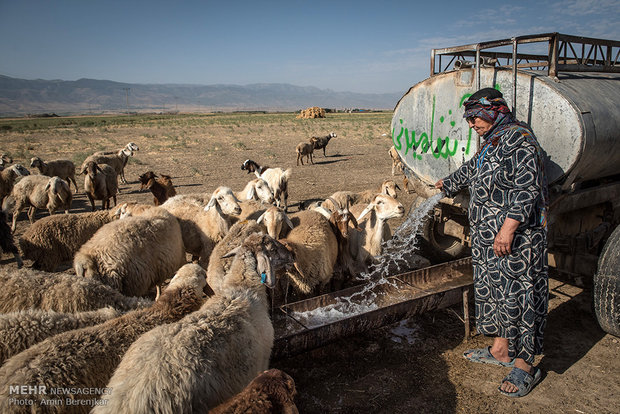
left=442, top=120, right=548, bottom=364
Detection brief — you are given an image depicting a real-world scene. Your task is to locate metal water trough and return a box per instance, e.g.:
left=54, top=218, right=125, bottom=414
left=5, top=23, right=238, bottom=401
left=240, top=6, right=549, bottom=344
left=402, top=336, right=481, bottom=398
left=272, top=257, right=473, bottom=359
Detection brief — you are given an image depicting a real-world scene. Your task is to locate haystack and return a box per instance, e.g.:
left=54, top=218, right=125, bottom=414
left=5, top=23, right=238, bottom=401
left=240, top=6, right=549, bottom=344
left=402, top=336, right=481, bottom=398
left=297, top=107, right=325, bottom=119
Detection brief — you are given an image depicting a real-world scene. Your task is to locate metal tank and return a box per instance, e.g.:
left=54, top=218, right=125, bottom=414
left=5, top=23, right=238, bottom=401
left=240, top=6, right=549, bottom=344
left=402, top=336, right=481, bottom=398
left=391, top=67, right=620, bottom=187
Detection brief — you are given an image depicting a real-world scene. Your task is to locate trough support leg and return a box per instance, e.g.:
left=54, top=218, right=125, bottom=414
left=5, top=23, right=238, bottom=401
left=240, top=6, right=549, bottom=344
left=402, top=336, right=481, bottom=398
left=463, top=288, right=470, bottom=341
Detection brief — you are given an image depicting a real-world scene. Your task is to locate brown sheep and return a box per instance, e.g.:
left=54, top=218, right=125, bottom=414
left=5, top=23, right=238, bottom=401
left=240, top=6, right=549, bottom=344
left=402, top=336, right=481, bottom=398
left=138, top=171, right=177, bottom=205
left=81, top=160, right=118, bottom=211
left=296, top=141, right=315, bottom=166
left=210, top=369, right=299, bottom=414
left=30, top=156, right=79, bottom=193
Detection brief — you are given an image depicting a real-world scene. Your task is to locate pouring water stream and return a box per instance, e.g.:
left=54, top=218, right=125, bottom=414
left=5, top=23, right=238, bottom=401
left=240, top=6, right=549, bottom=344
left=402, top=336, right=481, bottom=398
left=289, top=192, right=446, bottom=328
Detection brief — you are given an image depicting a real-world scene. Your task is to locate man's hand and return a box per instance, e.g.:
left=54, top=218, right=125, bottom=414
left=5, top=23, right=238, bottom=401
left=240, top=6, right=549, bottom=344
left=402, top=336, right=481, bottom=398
left=434, top=179, right=443, bottom=190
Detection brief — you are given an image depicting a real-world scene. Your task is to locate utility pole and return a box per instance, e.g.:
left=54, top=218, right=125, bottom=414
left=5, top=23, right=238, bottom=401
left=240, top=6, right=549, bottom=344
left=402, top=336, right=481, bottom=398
left=123, top=87, right=131, bottom=115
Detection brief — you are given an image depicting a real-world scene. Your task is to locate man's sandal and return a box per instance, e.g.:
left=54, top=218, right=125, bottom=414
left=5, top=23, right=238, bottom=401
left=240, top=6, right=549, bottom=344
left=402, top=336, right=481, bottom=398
left=498, top=366, right=542, bottom=397
left=463, top=347, right=515, bottom=367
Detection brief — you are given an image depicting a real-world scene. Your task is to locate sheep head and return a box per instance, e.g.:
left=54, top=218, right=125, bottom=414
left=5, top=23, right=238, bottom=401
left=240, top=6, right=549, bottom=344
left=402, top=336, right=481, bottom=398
left=139, top=171, right=157, bottom=190
left=241, top=159, right=258, bottom=174
left=205, top=186, right=242, bottom=215
left=0, top=153, right=12, bottom=166
left=247, top=178, right=274, bottom=204
left=381, top=179, right=400, bottom=199
left=83, top=161, right=103, bottom=179
left=29, top=157, right=44, bottom=169
left=357, top=194, right=404, bottom=222
left=8, top=164, right=30, bottom=177
left=257, top=206, right=294, bottom=239
left=222, top=232, right=293, bottom=289
left=126, top=142, right=140, bottom=152
left=163, top=263, right=209, bottom=300
left=44, top=176, right=71, bottom=205
left=324, top=196, right=360, bottom=239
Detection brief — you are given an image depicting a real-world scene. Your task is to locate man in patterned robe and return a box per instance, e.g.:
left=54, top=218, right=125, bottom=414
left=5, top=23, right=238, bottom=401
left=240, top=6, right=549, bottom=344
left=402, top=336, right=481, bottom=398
left=435, top=87, right=548, bottom=397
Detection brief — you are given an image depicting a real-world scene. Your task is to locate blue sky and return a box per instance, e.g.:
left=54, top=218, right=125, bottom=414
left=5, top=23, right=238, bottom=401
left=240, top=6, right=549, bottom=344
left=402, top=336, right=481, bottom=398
left=1, top=0, right=618, bottom=94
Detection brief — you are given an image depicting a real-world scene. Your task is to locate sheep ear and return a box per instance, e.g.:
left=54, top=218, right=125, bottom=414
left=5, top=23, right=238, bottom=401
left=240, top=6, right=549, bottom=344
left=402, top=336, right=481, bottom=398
left=44, top=181, right=51, bottom=192
left=246, top=184, right=256, bottom=200
left=284, top=213, right=294, bottom=229
left=356, top=203, right=375, bottom=222
left=204, top=196, right=217, bottom=211
left=222, top=246, right=241, bottom=258
left=256, top=211, right=266, bottom=224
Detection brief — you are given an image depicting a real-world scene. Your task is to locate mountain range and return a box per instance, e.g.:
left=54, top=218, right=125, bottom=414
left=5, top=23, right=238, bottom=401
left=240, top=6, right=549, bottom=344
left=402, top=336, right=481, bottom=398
left=0, top=75, right=402, bottom=116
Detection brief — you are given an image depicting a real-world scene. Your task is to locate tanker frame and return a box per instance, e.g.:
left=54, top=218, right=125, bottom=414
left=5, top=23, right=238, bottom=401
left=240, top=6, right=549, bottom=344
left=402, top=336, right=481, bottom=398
left=391, top=33, right=620, bottom=336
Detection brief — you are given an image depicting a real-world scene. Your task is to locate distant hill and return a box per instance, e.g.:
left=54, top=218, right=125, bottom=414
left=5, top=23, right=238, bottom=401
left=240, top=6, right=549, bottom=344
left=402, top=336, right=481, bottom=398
left=0, top=75, right=401, bottom=116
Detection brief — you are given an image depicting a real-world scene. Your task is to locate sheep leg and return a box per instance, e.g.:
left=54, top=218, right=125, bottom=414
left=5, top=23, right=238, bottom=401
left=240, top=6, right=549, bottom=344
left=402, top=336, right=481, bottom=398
left=27, top=205, right=38, bottom=223
left=69, top=176, right=79, bottom=193
left=296, top=154, right=301, bottom=166
left=88, top=195, right=96, bottom=212
left=323, top=147, right=327, bottom=157
left=10, top=204, right=23, bottom=232
left=310, top=153, right=314, bottom=165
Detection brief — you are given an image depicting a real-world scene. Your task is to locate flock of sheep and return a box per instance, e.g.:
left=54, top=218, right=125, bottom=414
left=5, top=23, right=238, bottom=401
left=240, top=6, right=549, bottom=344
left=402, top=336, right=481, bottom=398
left=0, top=133, right=411, bottom=413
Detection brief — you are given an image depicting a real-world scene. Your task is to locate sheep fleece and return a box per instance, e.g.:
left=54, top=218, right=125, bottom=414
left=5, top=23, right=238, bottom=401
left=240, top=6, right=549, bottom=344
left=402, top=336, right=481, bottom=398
left=74, top=209, right=185, bottom=297
left=0, top=267, right=151, bottom=313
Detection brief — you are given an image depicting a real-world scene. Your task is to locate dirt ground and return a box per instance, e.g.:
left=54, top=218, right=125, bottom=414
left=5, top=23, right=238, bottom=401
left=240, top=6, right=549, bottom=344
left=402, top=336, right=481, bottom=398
left=1, top=113, right=618, bottom=413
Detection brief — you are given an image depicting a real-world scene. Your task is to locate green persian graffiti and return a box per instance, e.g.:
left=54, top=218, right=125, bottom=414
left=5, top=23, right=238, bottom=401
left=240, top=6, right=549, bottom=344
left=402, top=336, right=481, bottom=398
left=392, top=94, right=473, bottom=161
left=392, top=84, right=504, bottom=162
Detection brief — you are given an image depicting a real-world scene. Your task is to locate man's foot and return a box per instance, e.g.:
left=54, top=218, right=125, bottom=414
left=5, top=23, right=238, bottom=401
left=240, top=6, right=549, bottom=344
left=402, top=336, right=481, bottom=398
left=498, top=366, right=542, bottom=397
left=463, top=347, right=514, bottom=367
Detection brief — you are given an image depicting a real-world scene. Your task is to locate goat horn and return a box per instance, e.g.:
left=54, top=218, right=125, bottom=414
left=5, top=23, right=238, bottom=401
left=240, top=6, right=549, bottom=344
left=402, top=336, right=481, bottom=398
left=155, top=285, right=161, bottom=301
left=326, top=197, right=342, bottom=211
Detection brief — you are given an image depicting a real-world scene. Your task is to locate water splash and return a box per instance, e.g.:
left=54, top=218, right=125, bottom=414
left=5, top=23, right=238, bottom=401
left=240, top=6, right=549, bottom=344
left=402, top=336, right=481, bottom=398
left=290, top=192, right=445, bottom=327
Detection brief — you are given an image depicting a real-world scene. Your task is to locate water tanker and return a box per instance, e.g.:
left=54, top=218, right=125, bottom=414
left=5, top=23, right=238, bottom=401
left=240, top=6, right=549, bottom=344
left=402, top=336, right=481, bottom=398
left=392, top=33, right=620, bottom=336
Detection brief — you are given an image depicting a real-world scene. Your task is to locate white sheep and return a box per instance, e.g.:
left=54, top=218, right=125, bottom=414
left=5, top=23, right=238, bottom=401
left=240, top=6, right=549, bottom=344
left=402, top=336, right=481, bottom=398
left=30, top=156, right=79, bottom=193
left=275, top=209, right=339, bottom=302
left=161, top=186, right=241, bottom=266
left=0, top=307, right=121, bottom=365
left=236, top=177, right=274, bottom=204
left=0, top=263, right=206, bottom=413
left=0, top=267, right=152, bottom=313
left=241, top=159, right=292, bottom=211
left=83, top=142, right=138, bottom=184
left=81, top=160, right=118, bottom=210
left=6, top=174, right=72, bottom=232
left=0, top=163, right=30, bottom=206
left=18, top=209, right=120, bottom=272
left=321, top=179, right=401, bottom=212
left=74, top=206, right=186, bottom=297
left=94, top=233, right=293, bottom=414
left=206, top=219, right=264, bottom=294
left=348, top=193, right=405, bottom=268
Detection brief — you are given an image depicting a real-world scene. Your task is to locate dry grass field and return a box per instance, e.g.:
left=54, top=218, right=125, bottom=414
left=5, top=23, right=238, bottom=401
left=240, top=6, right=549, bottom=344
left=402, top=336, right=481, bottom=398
left=0, top=112, right=618, bottom=413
